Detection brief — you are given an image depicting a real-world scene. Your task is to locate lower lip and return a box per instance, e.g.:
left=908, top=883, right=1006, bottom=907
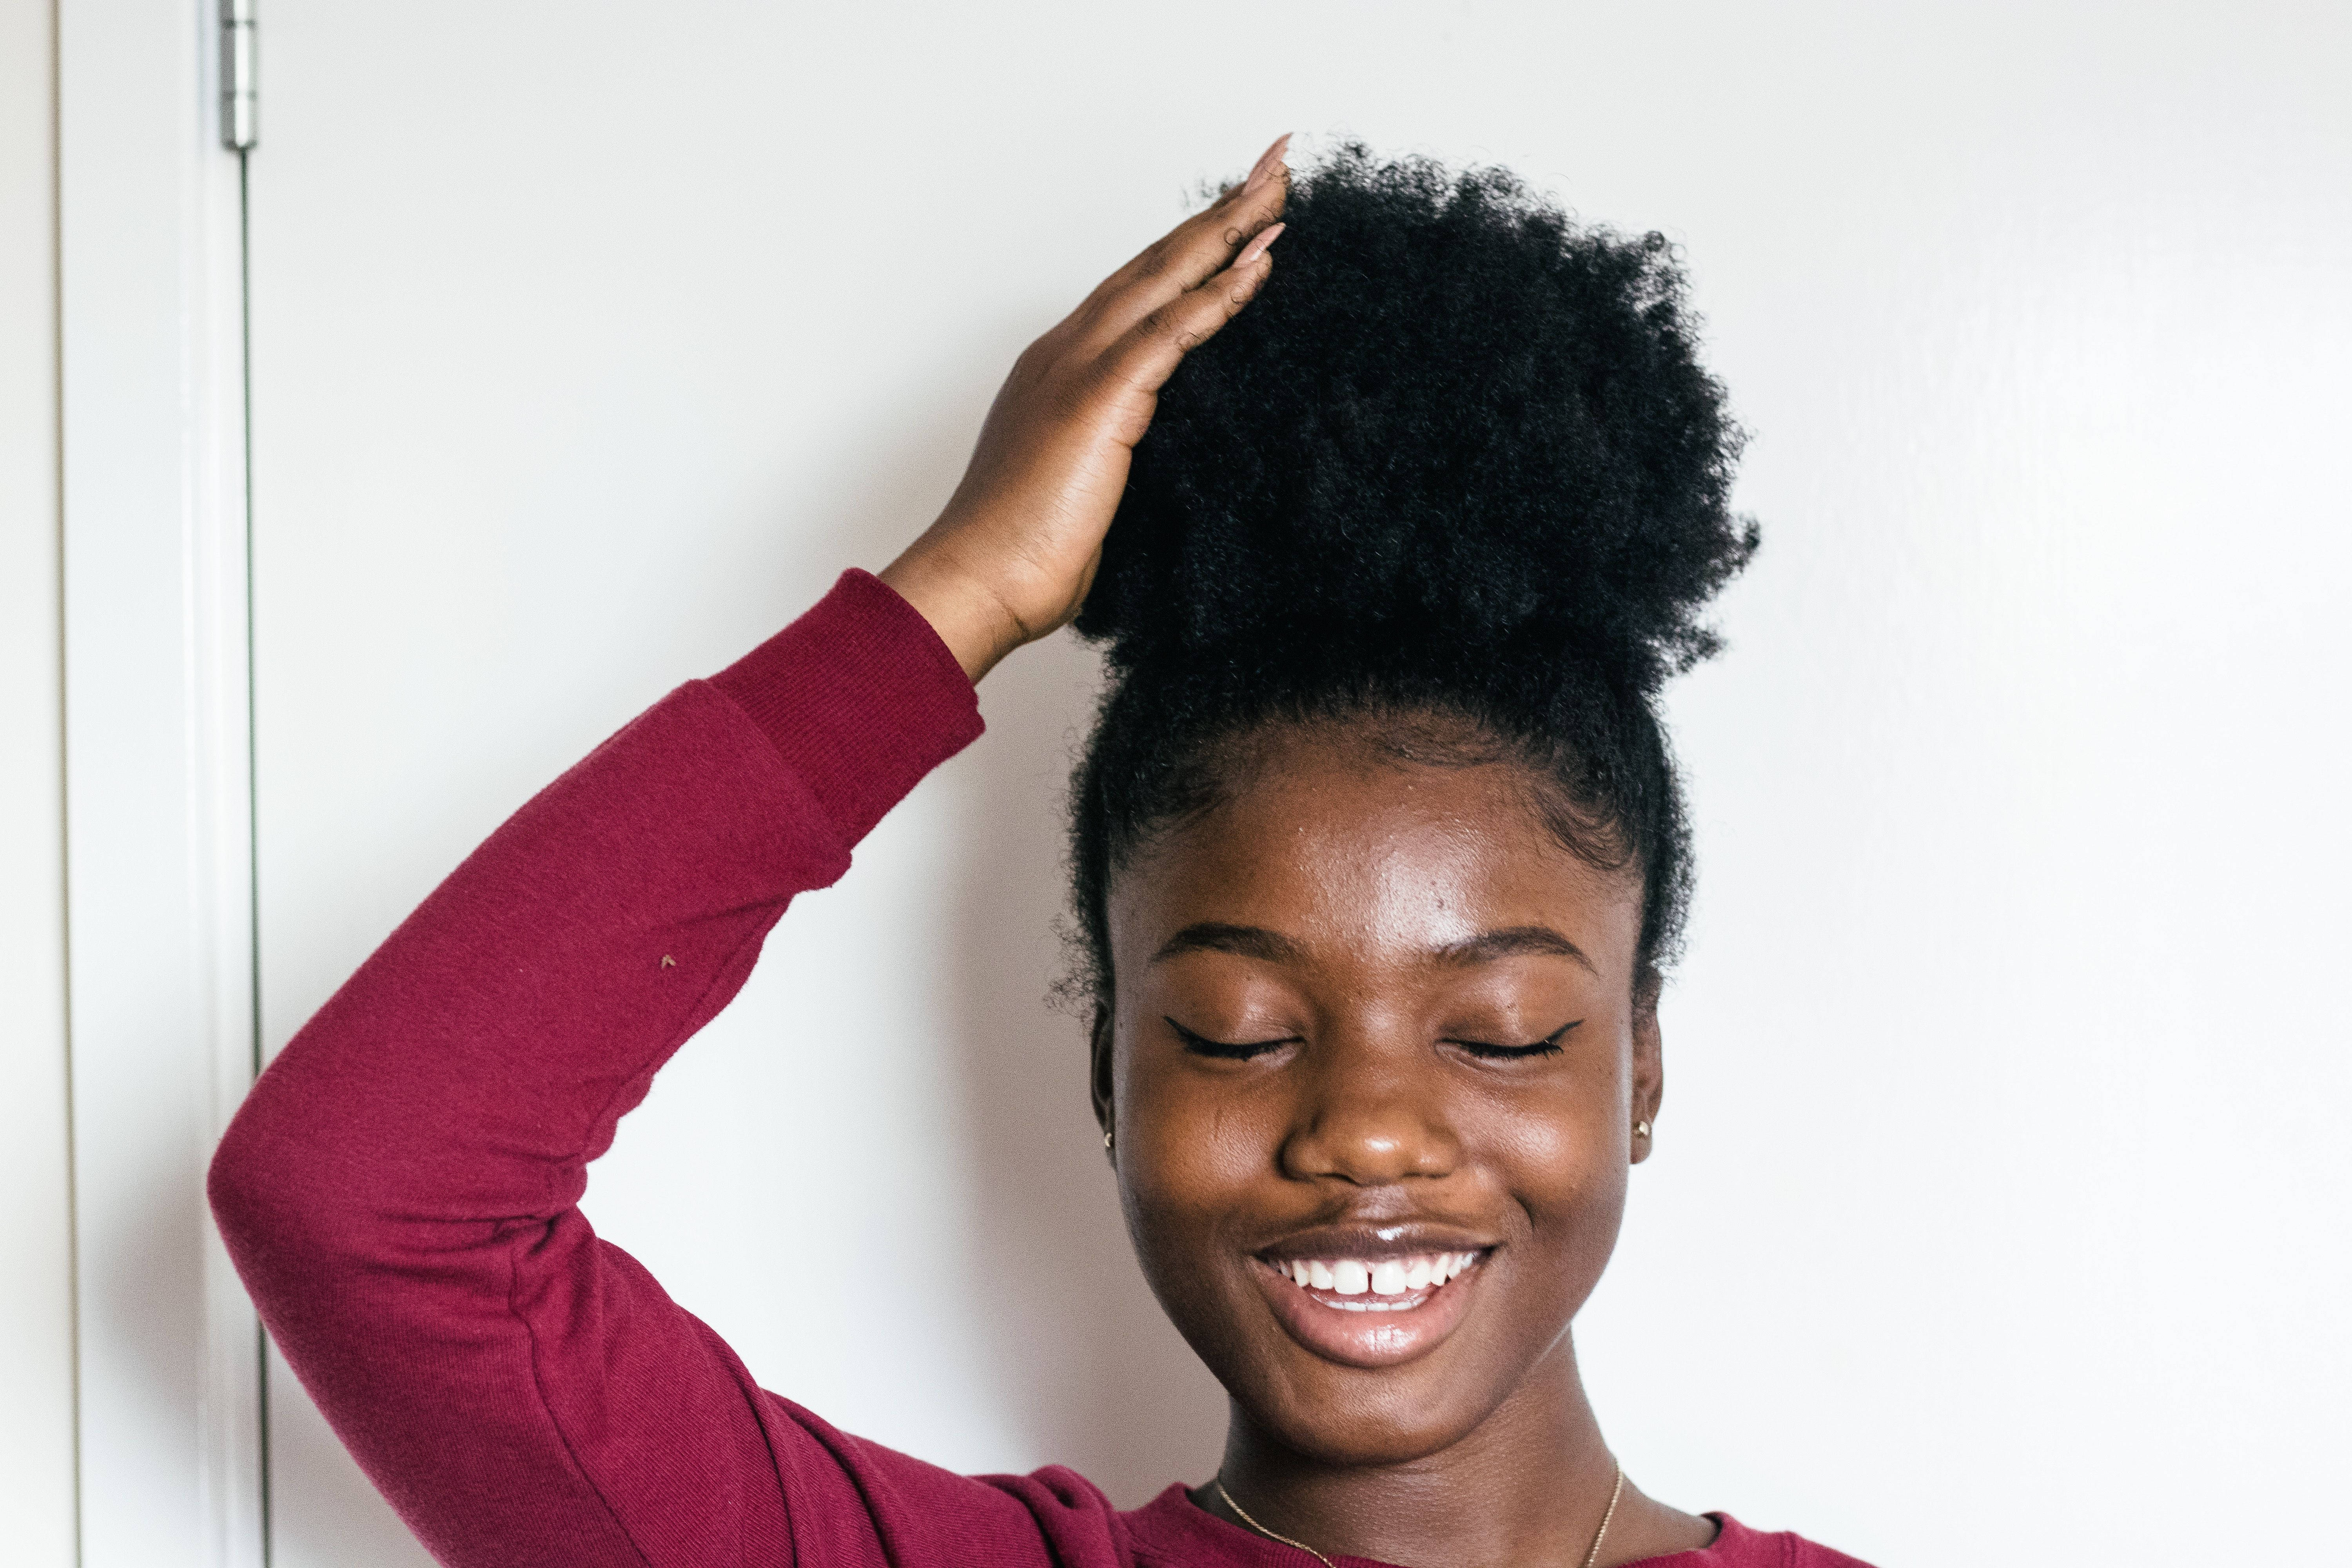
left=1253, top=1256, right=1484, bottom=1369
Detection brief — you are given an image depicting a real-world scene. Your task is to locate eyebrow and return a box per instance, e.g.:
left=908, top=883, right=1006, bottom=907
left=1433, top=926, right=1596, bottom=974
left=1148, top=921, right=1594, bottom=974
left=1150, top=923, right=1305, bottom=965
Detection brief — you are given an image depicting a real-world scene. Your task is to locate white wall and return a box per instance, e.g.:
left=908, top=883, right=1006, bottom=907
left=0, top=0, right=78, bottom=1562
left=1588, top=9, right=2352, bottom=1545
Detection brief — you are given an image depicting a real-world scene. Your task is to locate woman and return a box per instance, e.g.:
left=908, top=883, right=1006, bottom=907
left=211, top=137, right=1868, bottom=1568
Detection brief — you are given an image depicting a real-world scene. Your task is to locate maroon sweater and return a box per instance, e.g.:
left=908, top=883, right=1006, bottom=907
left=210, top=571, right=1871, bottom=1568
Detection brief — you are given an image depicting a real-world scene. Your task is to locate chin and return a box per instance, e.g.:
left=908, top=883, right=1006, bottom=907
left=1189, top=1301, right=1537, bottom=1468
left=1250, top=1375, right=1496, bottom=1466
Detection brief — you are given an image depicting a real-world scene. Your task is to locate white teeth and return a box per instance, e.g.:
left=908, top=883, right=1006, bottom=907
left=1279, top=1251, right=1481, bottom=1301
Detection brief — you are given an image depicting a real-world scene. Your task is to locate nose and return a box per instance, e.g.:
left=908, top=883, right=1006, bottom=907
left=1279, top=1037, right=1461, bottom=1187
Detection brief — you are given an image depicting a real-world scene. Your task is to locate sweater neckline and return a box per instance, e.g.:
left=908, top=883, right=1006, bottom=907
left=1125, top=1482, right=1745, bottom=1567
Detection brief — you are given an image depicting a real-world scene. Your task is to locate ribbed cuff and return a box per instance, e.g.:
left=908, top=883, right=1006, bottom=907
left=708, top=570, right=984, bottom=847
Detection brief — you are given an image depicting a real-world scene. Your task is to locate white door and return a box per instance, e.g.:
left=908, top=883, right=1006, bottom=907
left=241, top=6, right=2352, bottom=1566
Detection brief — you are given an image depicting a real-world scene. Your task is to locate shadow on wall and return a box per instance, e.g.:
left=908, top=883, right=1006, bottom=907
left=943, top=629, right=1232, bottom=1506
left=766, top=342, right=1232, bottom=1502
left=761, top=327, right=1230, bottom=1498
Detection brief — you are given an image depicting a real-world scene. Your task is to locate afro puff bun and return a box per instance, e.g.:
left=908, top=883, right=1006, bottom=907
left=1066, top=144, right=1755, bottom=1000
left=1076, top=142, right=1756, bottom=695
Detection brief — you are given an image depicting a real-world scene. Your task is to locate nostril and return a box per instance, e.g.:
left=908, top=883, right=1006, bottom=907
left=1274, top=1061, right=1465, bottom=1187
left=1281, top=1120, right=1462, bottom=1186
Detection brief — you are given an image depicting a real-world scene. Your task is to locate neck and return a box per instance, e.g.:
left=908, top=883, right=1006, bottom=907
left=1209, top=1334, right=1624, bottom=1568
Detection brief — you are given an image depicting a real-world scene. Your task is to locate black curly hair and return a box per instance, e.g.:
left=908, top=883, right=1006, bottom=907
left=1068, top=143, right=1756, bottom=1007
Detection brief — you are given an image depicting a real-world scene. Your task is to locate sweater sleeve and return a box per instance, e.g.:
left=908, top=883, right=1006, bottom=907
left=209, top=571, right=992, bottom=1568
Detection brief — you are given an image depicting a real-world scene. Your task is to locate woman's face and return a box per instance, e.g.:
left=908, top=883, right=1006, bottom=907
left=1096, top=721, right=1660, bottom=1465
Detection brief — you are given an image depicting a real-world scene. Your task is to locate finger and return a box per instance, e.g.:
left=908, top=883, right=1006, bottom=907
left=1088, top=168, right=1287, bottom=340
left=1078, top=135, right=1291, bottom=339
left=1107, top=132, right=1289, bottom=283
left=1140, top=136, right=1289, bottom=294
left=1097, top=223, right=1284, bottom=405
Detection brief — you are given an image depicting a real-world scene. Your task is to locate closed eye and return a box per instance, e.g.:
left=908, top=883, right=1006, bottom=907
left=1445, top=1020, right=1579, bottom=1060
left=1165, top=1016, right=1300, bottom=1061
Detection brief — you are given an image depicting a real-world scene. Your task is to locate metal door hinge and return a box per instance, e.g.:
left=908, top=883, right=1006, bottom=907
left=220, top=0, right=257, bottom=151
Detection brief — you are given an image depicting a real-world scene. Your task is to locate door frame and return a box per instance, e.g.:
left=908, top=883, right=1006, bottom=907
left=58, top=1, right=266, bottom=1563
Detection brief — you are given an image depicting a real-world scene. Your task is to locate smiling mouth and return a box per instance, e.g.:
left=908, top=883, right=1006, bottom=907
left=1265, top=1250, right=1482, bottom=1312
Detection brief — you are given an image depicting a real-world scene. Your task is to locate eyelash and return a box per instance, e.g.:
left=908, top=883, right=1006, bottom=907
left=1167, top=1018, right=1299, bottom=1060
left=1164, top=1018, right=1577, bottom=1061
left=1446, top=1022, right=1577, bottom=1060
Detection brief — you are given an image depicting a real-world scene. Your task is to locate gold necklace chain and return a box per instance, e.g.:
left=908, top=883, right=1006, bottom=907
left=1583, top=1464, right=1627, bottom=1568
left=1214, top=1463, right=1626, bottom=1568
left=1213, top=1480, right=1338, bottom=1568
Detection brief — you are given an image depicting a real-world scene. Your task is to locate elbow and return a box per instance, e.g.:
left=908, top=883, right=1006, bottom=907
left=206, top=1107, right=268, bottom=1240
left=208, top=1096, right=289, bottom=1271
left=207, top=1076, right=345, bottom=1280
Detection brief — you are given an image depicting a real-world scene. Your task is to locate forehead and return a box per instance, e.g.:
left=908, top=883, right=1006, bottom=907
left=1106, top=726, right=1643, bottom=980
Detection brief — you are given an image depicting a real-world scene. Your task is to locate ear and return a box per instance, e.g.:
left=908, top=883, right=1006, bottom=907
left=1089, top=1003, right=1115, bottom=1151
left=1630, top=965, right=1664, bottom=1166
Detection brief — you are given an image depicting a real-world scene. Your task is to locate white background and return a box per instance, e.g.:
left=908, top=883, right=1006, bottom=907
left=2, top=0, right=77, bottom=1561
left=17, top=2, right=2352, bottom=1565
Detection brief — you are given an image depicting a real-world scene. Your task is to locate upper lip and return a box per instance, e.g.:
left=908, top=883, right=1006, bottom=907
left=1255, top=1222, right=1498, bottom=1265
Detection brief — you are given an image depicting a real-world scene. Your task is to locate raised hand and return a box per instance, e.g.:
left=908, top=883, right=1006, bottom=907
left=879, top=136, right=1290, bottom=681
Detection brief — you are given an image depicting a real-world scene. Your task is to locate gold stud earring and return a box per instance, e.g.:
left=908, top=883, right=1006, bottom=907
left=1633, top=1119, right=1653, bottom=1140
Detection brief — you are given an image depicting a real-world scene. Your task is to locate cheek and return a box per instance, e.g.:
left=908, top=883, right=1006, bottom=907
left=1441, top=972, right=1643, bottom=1210
left=1112, top=1041, right=1263, bottom=1246
left=1110, top=1044, right=1242, bottom=1279
left=1506, top=1110, right=1626, bottom=1247
left=1474, top=1057, right=1634, bottom=1286
left=1494, top=1087, right=1615, bottom=1184
left=1110, top=1054, right=1294, bottom=1369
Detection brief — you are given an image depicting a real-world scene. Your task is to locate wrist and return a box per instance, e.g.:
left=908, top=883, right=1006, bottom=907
left=877, top=544, right=1027, bottom=684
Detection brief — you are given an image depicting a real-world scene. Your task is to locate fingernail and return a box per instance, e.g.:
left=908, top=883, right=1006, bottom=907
left=1234, top=221, right=1285, bottom=269
left=1243, top=132, right=1292, bottom=194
